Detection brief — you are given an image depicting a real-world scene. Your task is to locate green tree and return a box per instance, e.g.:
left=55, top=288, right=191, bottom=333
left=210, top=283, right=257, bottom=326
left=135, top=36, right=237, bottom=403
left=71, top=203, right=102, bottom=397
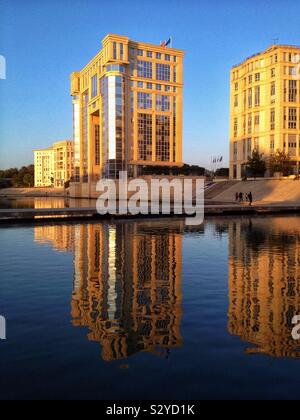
left=268, top=149, right=293, bottom=176
left=246, top=149, right=266, bottom=178
left=23, top=173, right=34, bottom=187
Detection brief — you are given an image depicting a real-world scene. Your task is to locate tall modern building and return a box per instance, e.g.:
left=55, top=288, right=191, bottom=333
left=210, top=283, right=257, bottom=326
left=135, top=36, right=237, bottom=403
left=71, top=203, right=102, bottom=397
left=230, top=44, right=300, bottom=179
left=34, top=140, right=74, bottom=188
left=70, top=34, right=184, bottom=197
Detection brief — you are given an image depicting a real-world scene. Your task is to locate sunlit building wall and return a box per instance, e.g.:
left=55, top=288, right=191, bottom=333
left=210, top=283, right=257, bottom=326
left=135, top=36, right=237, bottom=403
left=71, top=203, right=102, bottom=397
left=34, top=148, right=54, bottom=187
left=70, top=34, right=184, bottom=195
left=34, top=140, right=74, bottom=188
left=230, top=45, right=300, bottom=179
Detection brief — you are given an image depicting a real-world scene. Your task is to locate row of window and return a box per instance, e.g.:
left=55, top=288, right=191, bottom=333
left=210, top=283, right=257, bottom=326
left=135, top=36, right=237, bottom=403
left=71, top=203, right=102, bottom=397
left=234, top=80, right=299, bottom=108
left=233, top=107, right=300, bottom=137
left=138, top=114, right=171, bottom=162
left=233, top=135, right=300, bottom=161
left=90, top=65, right=177, bottom=99
left=136, top=61, right=173, bottom=81
left=137, top=93, right=172, bottom=112
left=130, top=48, right=177, bottom=63
left=232, top=52, right=300, bottom=80
left=132, top=81, right=177, bottom=92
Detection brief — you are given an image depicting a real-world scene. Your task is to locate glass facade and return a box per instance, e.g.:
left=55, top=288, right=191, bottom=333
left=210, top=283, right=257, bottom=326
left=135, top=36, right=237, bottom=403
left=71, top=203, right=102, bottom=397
left=156, top=64, right=170, bottom=81
left=101, top=75, right=125, bottom=178
left=137, top=92, right=152, bottom=110
left=156, top=115, right=170, bottom=162
left=72, top=96, right=80, bottom=181
left=138, top=113, right=152, bottom=161
left=156, top=95, right=170, bottom=112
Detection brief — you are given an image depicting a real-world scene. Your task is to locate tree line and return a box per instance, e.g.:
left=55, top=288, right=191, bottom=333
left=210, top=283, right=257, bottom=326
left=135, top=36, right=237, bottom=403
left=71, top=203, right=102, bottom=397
left=0, top=165, right=34, bottom=188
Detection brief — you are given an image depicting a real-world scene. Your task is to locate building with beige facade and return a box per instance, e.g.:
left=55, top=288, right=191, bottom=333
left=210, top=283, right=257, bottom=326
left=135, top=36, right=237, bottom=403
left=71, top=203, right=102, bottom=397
left=34, top=140, right=74, bottom=188
left=70, top=34, right=184, bottom=197
left=230, top=44, right=300, bottom=179
left=228, top=217, right=300, bottom=358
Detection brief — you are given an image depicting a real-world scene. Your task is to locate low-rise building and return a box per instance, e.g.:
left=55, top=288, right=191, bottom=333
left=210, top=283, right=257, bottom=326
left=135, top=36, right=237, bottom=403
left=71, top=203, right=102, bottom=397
left=34, top=140, right=74, bottom=188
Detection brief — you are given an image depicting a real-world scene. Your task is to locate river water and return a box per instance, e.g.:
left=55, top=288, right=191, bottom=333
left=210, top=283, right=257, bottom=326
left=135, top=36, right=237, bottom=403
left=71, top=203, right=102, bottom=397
left=0, top=212, right=300, bottom=400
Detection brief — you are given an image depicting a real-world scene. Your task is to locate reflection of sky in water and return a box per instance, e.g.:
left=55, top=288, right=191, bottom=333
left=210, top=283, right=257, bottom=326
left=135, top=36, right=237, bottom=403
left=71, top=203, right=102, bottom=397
left=1, top=216, right=300, bottom=400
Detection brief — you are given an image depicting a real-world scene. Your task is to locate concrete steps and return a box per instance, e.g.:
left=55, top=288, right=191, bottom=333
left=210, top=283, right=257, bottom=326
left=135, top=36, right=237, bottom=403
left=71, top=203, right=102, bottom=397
left=205, top=181, right=239, bottom=200
left=213, top=180, right=300, bottom=203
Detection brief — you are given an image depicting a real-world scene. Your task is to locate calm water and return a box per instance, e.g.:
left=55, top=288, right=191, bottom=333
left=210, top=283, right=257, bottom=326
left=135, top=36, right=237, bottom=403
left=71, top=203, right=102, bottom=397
left=1, top=215, right=300, bottom=400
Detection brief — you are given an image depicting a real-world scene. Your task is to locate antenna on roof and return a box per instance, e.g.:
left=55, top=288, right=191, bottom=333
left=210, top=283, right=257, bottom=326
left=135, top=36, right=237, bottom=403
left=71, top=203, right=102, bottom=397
left=272, top=38, right=279, bottom=45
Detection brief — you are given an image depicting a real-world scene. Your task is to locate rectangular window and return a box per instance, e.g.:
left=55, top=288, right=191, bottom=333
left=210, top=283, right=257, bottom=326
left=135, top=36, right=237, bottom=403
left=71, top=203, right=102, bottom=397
left=156, top=84, right=162, bottom=91
left=255, top=73, right=260, bottom=82
left=91, top=74, right=98, bottom=98
left=289, top=80, right=297, bottom=102
left=147, top=51, right=152, bottom=58
left=270, top=109, right=275, bottom=130
left=156, top=52, right=162, bottom=60
left=113, top=42, right=117, bottom=60
left=165, top=54, right=170, bottom=61
left=138, top=92, right=152, bottom=110
left=138, top=113, right=152, bottom=161
left=255, top=86, right=260, bottom=106
left=156, top=115, right=170, bottom=161
left=156, top=95, right=170, bottom=112
left=138, top=49, right=143, bottom=56
left=120, top=43, right=124, bottom=60
left=156, top=63, right=171, bottom=81
left=147, top=83, right=153, bottom=89
left=233, top=141, right=238, bottom=161
left=234, top=118, right=238, bottom=138
left=271, top=82, right=276, bottom=97
left=138, top=60, right=153, bottom=79
left=248, top=88, right=252, bottom=108
left=234, top=94, right=238, bottom=107
left=95, top=125, right=100, bottom=165
left=288, top=107, right=297, bottom=129
left=270, top=135, right=275, bottom=153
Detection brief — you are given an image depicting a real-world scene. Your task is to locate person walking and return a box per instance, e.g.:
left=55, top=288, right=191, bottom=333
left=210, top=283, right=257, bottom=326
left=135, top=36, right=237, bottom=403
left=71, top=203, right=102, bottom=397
left=239, top=192, right=243, bottom=202
left=235, top=192, right=239, bottom=202
left=248, top=192, right=253, bottom=206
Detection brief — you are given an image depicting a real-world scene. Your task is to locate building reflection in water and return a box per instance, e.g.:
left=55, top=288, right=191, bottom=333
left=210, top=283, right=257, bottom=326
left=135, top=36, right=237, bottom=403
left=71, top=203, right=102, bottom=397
left=34, top=224, right=75, bottom=253
left=228, top=217, right=300, bottom=358
left=71, top=220, right=184, bottom=361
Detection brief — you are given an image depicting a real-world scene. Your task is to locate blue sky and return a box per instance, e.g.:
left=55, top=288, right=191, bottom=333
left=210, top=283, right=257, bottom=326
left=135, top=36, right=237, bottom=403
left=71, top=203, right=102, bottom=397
left=0, top=0, right=299, bottom=169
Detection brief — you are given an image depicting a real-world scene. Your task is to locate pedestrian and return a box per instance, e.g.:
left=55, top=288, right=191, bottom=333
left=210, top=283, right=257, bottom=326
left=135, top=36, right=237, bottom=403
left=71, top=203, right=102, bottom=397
left=235, top=192, right=239, bottom=202
left=239, top=192, right=243, bottom=202
left=245, top=193, right=249, bottom=202
left=248, top=192, right=253, bottom=206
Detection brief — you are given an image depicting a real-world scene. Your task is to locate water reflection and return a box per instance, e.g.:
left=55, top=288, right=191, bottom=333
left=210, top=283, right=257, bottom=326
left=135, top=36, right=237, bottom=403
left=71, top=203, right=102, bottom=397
left=33, top=216, right=300, bottom=360
left=228, top=217, right=300, bottom=358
